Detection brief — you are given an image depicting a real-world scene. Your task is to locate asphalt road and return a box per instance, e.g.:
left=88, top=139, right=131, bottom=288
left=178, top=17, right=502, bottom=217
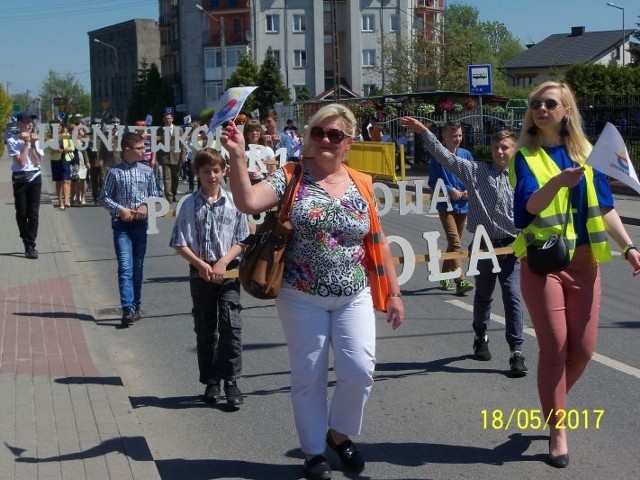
left=57, top=186, right=640, bottom=480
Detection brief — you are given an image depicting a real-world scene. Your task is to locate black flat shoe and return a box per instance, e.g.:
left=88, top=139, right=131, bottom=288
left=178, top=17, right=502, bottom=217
left=303, top=455, right=332, bottom=480
left=326, top=430, right=365, bottom=473
left=202, top=382, right=220, bottom=404
left=224, top=380, right=244, bottom=408
left=547, top=440, right=569, bottom=468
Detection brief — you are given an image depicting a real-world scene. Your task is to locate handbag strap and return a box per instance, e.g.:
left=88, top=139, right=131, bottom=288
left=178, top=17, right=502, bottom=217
left=560, top=187, right=571, bottom=236
left=278, top=163, right=303, bottom=222
left=526, top=186, right=571, bottom=245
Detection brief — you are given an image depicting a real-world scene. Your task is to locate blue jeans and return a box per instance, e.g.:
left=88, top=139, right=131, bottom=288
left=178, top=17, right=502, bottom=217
left=472, top=251, right=524, bottom=350
left=112, top=218, right=148, bottom=310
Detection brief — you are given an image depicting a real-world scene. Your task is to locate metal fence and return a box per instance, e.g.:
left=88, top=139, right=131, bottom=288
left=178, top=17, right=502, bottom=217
left=279, top=97, right=640, bottom=171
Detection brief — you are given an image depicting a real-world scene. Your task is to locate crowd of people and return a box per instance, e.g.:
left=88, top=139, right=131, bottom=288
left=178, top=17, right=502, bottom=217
left=7, top=83, right=640, bottom=479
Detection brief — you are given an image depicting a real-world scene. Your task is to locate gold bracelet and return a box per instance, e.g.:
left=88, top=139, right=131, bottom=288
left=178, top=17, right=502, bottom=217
left=388, top=292, right=402, bottom=298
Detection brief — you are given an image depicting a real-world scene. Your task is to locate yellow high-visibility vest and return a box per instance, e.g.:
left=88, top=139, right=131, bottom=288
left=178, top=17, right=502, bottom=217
left=509, top=147, right=611, bottom=262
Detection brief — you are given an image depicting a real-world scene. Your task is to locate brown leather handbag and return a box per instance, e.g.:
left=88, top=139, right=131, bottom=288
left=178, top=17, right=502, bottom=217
left=239, top=164, right=302, bottom=299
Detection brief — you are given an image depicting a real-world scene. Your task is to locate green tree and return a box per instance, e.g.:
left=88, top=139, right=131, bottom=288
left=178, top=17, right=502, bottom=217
left=254, top=48, right=291, bottom=115
left=376, top=34, right=439, bottom=94
left=438, top=3, right=524, bottom=96
left=565, top=63, right=640, bottom=96
left=294, top=86, right=312, bottom=103
left=40, top=70, right=91, bottom=122
left=225, top=52, right=260, bottom=113
left=127, top=62, right=175, bottom=124
left=0, top=84, right=13, bottom=154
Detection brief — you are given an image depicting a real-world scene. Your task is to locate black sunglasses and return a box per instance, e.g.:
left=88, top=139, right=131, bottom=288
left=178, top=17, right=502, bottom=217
left=310, top=126, right=348, bottom=144
left=530, top=98, right=560, bottom=111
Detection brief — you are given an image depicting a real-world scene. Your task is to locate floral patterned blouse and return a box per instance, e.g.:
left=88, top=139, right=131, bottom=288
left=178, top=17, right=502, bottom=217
left=266, top=166, right=372, bottom=297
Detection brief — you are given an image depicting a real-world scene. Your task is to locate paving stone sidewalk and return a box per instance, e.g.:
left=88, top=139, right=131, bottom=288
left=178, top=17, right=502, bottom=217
left=0, top=151, right=160, bottom=480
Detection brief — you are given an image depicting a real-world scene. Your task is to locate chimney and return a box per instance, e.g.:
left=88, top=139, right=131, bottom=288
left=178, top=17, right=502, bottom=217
left=570, top=26, right=586, bottom=37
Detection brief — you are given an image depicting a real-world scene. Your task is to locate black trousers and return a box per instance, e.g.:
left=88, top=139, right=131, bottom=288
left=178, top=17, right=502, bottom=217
left=189, top=268, right=243, bottom=385
left=13, top=176, right=42, bottom=248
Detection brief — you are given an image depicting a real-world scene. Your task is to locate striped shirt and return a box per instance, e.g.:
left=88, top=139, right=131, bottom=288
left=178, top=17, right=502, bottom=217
left=417, top=130, right=518, bottom=240
left=99, top=161, right=158, bottom=218
left=169, top=188, right=250, bottom=264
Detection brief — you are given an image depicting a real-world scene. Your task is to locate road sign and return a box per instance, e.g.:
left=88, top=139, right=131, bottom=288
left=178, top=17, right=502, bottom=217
left=468, top=64, right=492, bottom=95
left=12, top=104, right=21, bottom=113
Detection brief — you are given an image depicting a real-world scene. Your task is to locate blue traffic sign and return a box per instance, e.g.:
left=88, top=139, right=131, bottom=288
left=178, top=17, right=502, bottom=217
left=468, top=64, right=492, bottom=95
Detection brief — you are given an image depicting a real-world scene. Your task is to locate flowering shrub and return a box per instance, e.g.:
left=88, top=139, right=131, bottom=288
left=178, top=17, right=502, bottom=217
left=383, top=104, right=398, bottom=117
left=417, top=103, right=435, bottom=115
left=453, top=103, right=464, bottom=113
left=463, top=98, right=477, bottom=110
left=490, top=106, right=506, bottom=114
left=438, top=100, right=454, bottom=112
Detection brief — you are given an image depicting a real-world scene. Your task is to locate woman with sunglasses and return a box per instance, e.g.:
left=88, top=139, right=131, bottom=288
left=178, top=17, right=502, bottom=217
left=510, top=81, right=640, bottom=468
left=221, top=103, right=403, bottom=480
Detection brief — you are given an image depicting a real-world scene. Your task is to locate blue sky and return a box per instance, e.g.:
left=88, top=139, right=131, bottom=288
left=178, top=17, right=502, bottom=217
left=0, top=0, right=637, bottom=99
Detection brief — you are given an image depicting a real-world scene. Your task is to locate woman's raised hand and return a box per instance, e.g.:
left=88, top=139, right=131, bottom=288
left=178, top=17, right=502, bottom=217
left=219, top=120, right=245, bottom=154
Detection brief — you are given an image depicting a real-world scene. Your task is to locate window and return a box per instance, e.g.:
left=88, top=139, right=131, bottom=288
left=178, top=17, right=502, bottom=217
left=292, top=14, right=306, bottom=33
left=206, top=82, right=223, bottom=106
left=266, top=14, right=280, bottom=33
left=204, top=48, right=222, bottom=68
left=390, top=14, right=399, bottom=32
left=362, top=49, right=376, bottom=67
left=226, top=46, right=248, bottom=68
left=363, top=84, right=376, bottom=97
left=294, top=50, right=307, bottom=68
left=362, top=14, right=374, bottom=32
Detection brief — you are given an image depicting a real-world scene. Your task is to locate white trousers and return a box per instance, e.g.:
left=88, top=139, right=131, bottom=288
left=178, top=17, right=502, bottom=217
left=276, top=285, right=377, bottom=455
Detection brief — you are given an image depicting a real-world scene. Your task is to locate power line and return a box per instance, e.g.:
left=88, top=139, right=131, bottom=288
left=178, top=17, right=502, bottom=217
left=0, top=0, right=155, bottom=22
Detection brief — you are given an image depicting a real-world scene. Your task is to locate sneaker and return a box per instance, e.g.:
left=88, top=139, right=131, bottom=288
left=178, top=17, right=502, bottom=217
left=473, top=335, right=492, bottom=361
left=121, top=308, right=135, bottom=328
left=303, top=455, right=332, bottom=480
left=133, top=305, right=142, bottom=321
left=455, top=278, right=474, bottom=296
left=440, top=279, right=454, bottom=291
left=509, top=351, right=528, bottom=377
left=25, top=246, right=38, bottom=260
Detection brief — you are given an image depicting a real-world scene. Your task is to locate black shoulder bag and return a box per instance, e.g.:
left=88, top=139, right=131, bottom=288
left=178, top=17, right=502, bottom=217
left=526, top=191, right=571, bottom=276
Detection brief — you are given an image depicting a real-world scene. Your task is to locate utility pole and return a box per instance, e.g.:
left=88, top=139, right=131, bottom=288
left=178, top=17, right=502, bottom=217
left=196, top=4, right=227, bottom=92
left=331, top=0, right=340, bottom=101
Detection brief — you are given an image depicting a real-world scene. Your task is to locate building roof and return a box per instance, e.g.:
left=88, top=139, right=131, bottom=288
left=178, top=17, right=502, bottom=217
left=502, top=27, right=630, bottom=69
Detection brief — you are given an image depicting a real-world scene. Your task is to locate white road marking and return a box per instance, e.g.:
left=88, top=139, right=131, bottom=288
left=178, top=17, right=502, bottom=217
left=447, top=299, right=640, bottom=380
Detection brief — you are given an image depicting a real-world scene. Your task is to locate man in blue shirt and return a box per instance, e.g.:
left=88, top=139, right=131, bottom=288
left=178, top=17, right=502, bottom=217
left=100, top=132, right=159, bottom=327
left=428, top=122, right=474, bottom=296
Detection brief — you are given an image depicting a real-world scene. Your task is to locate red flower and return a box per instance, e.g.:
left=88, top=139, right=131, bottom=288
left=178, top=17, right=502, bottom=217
left=438, top=100, right=454, bottom=112
left=463, top=98, right=477, bottom=110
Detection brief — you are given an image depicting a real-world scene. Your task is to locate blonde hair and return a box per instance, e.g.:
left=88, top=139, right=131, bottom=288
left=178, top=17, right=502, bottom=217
left=518, top=81, right=591, bottom=164
left=302, top=103, right=357, bottom=157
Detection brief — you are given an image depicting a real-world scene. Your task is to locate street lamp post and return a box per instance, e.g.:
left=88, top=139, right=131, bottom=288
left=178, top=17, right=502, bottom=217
left=93, top=38, right=119, bottom=72
left=606, top=2, right=625, bottom=67
left=196, top=4, right=227, bottom=92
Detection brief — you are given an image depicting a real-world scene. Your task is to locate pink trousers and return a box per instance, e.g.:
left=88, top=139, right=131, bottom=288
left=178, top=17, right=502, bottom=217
left=521, top=245, right=601, bottom=427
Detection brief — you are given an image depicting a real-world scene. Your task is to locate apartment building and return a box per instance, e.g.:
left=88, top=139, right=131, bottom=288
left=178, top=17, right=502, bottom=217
left=158, top=0, right=444, bottom=117
left=89, top=19, right=161, bottom=121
